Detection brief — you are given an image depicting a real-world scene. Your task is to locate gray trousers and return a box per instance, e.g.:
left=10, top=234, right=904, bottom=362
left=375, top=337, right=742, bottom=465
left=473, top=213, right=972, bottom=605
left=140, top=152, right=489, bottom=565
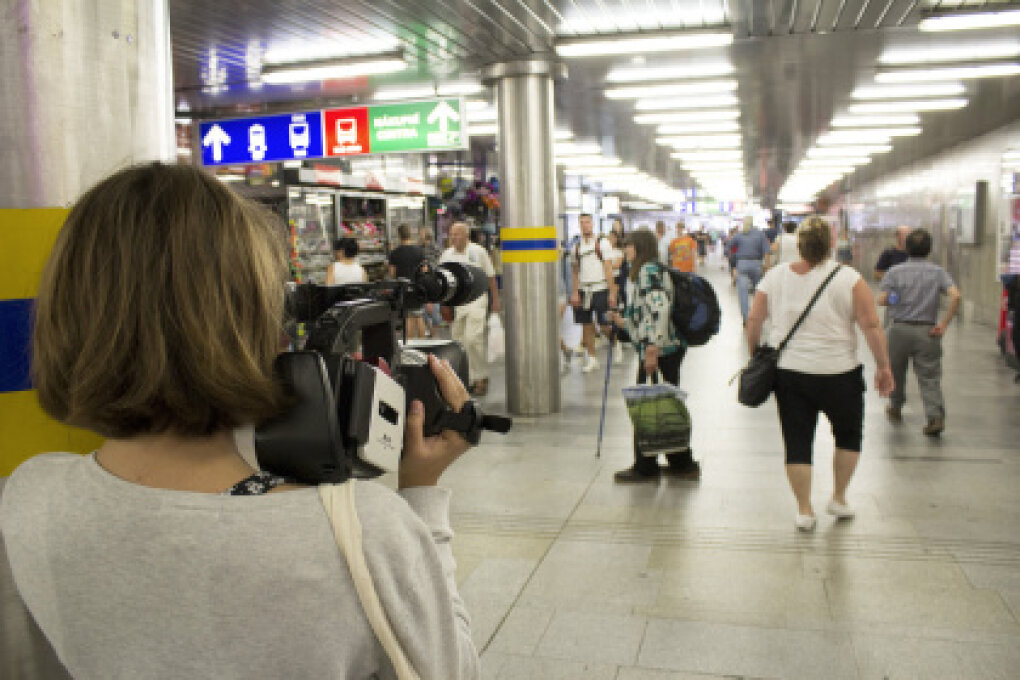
left=887, top=322, right=944, bottom=420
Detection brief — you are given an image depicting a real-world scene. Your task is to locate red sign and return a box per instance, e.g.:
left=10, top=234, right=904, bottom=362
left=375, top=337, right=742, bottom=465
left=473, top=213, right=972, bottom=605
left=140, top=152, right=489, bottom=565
left=324, top=106, right=369, bottom=156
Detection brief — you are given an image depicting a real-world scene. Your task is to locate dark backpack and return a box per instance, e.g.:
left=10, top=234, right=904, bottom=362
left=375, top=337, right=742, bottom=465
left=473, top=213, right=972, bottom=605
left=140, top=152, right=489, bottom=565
left=660, top=265, right=721, bottom=346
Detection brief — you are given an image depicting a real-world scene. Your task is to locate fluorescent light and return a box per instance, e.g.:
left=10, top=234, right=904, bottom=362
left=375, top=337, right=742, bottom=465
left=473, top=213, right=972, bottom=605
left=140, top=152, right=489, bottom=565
left=919, top=9, right=1020, bottom=32
left=263, top=41, right=399, bottom=65
left=848, top=99, right=967, bottom=113
left=437, top=80, right=483, bottom=96
left=877, top=63, right=1020, bottom=82
left=683, top=164, right=744, bottom=172
left=605, top=79, right=736, bottom=99
left=657, top=134, right=741, bottom=149
left=635, top=94, right=739, bottom=110
left=853, top=82, right=965, bottom=99
left=556, top=29, right=733, bottom=58
left=671, top=150, right=742, bottom=161
left=831, top=114, right=920, bottom=127
left=468, top=108, right=498, bottom=123
left=807, top=145, right=891, bottom=157
left=556, top=156, right=622, bottom=167
left=372, top=85, right=436, bottom=100
left=554, top=129, right=574, bottom=140
left=261, top=50, right=407, bottom=84
left=468, top=124, right=498, bottom=136
left=818, top=128, right=921, bottom=144
left=1004, top=151, right=1020, bottom=161
left=657, top=121, right=738, bottom=134
left=635, top=109, right=739, bottom=124
left=572, top=168, right=642, bottom=176
left=880, top=43, right=1020, bottom=64
left=554, top=142, right=601, bottom=155
left=800, top=157, right=871, bottom=166
left=606, top=61, right=734, bottom=82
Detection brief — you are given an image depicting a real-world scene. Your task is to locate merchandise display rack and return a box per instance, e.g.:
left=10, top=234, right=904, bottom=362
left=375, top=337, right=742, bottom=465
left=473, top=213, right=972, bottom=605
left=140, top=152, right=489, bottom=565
left=337, top=190, right=389, bottom=280
left=286, top=187, right=335, bottom=284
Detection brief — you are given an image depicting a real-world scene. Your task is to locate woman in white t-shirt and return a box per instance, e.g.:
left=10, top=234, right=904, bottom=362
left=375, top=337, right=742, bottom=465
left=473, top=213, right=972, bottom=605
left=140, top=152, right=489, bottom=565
left=746, top=216, right=894, bottom=532
left=326, top=237, right=368, bottom=285
left=769, top=220, right=799, bottom=267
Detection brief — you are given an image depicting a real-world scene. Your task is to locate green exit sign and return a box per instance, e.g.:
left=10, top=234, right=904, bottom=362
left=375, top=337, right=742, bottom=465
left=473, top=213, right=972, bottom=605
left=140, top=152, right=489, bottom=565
left=368, top=99, right=467, bottom=153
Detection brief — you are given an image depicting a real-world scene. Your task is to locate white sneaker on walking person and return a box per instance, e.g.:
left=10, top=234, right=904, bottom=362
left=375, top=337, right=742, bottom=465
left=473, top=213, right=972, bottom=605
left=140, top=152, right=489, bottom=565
left=582, top=354, right=599, bottom=373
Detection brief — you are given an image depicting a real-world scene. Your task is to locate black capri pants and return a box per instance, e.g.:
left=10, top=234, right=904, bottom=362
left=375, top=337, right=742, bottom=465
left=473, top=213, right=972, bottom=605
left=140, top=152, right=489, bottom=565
left=774, top=365, right=865, bottom=465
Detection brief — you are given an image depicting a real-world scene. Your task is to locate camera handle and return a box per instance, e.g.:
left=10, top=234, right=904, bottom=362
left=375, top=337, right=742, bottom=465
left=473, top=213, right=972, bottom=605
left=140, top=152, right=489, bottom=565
left=434, top=400, right=513, bottom=446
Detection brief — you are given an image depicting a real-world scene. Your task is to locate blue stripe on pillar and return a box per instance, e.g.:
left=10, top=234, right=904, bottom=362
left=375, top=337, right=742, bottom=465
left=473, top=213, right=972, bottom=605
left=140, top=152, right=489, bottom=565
left=0, top=298, right=33, bottom=393
left=501, top=239, right=558, bottom=251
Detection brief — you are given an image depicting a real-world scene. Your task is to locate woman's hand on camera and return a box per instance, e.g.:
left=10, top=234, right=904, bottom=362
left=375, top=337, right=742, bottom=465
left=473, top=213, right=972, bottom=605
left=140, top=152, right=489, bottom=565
left=399, top=355, right=471, bottom=489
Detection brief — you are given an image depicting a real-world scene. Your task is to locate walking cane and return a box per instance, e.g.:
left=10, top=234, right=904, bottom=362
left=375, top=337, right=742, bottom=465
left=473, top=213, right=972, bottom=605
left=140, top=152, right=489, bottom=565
left=596, top=323, right=616, bottom=459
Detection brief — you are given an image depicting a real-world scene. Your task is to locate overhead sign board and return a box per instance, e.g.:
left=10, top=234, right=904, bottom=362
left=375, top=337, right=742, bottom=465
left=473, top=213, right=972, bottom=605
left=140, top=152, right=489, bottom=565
left=199, top=112, right=324, bottom=166
left=199, top=99, right=466, bottom=167
left=366, top=99, right=463, bottom=153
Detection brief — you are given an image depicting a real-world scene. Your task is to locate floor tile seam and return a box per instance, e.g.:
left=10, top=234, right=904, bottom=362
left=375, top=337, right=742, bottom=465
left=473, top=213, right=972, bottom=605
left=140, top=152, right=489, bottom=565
left=638, top=605, right=1020, bottom=641
left=463, top=514, right=1020, bottom=554
left=557, top=535, right=1006, bottom=563
left=454, top=520, right=1020, bottom=564
left=455, top=524, right=1020, bottom=563
left=476, top=457, right=610, bottom=655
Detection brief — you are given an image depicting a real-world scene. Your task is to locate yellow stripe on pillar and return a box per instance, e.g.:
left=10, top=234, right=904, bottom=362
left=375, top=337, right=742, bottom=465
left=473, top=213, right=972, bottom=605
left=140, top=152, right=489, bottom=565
left=501, top=226, right=557, bottom=241
left=1, top=208, right=102, bottom=474
left=0, top=391, right=103, bottom=475
left=0, top=208, right=69, bottom=299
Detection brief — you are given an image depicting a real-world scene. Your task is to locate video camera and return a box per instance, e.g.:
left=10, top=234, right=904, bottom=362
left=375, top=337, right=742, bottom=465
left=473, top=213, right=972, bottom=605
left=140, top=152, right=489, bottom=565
left=254, top=261, right=512, bottom=484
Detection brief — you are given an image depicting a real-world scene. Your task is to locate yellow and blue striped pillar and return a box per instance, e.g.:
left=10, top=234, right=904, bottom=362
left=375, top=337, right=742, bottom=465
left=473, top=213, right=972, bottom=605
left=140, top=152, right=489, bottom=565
left=0, top=210, right=103, bottom=475
left=0, top=0, right=174, bottom=475
left=486, top=58, right=565, bottom=415
left=500, top=227, right=560, bottom=265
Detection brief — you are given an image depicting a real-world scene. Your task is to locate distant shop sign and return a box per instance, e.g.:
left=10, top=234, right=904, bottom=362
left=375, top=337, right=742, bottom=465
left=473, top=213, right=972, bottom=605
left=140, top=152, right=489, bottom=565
left=199, top=99, right=465, bottom=167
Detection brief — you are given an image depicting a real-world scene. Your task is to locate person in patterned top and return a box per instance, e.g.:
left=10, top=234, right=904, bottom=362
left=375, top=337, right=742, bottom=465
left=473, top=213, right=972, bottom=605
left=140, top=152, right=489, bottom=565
left=608, top=228, right=700, bottom=482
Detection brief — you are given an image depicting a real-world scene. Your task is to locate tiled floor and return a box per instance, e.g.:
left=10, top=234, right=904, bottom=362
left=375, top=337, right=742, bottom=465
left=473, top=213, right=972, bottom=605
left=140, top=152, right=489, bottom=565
left=444, top=259, right=1020, bottom=679
left=3, top=257, right=1019, bottom=679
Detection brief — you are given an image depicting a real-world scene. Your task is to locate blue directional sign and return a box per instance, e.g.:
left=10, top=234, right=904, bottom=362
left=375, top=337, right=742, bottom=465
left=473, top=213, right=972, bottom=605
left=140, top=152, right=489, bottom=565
left=199, top=111, right=324, bottom=166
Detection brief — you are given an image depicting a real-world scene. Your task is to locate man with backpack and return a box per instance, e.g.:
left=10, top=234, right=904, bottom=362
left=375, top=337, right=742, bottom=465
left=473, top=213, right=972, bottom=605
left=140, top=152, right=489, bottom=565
left=570, top=213, right=617, bottom=373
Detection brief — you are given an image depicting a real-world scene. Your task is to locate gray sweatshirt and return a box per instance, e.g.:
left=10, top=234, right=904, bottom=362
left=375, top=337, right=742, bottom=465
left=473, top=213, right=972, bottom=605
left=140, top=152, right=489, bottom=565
left=0, top=453, right=479, bottom=680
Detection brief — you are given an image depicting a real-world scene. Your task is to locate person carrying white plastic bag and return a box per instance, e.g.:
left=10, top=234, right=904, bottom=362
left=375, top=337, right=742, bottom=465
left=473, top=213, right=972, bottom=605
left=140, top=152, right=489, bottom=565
left=487, top=313, right=505, bottom=363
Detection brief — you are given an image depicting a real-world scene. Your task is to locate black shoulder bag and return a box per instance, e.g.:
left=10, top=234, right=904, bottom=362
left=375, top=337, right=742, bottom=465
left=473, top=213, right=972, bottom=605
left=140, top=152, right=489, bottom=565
left=736, top=265, right=842, bottom=407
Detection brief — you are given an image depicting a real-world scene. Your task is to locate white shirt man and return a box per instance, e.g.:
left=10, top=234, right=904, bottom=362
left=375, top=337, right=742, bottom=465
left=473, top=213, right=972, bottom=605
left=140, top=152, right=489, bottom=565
left=570, top=214, right=617, bottom=372
left=655, top=221, right=670, bottom=264
left=440, top=223, right=499, bottom=396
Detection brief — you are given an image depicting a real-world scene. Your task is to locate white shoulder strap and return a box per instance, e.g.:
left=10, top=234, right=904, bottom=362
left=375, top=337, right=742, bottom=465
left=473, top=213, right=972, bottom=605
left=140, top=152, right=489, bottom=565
left=319, top=482, right=421, bottom=680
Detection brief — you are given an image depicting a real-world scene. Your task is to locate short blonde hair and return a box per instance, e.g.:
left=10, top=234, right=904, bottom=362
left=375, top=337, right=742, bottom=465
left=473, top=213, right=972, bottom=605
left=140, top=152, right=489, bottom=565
left=797, top=216, right=832, bottom=265
left=33, top=163, right=289, bottom=438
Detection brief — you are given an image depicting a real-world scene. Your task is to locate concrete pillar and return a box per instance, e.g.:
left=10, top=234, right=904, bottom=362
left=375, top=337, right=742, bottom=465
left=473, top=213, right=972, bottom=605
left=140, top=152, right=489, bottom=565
left=0, top=0, right=174, bottom=476
left=482, top=59, right=564, bottom=415
left=1, top=3, right=174, bottom=674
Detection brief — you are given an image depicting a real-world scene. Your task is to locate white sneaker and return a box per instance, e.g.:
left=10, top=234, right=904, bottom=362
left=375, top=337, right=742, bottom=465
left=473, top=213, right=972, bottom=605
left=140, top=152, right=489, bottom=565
left=613, top=350, right=623, bottom=365
left=795, top=514, right=817, bottom=532
left=826, top=499, right=855, bottom=520
left=582, top=356, right=599, bottom=373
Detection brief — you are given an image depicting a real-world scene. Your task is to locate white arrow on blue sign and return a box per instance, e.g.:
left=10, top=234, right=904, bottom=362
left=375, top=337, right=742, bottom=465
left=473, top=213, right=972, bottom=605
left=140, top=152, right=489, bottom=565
left=199, top=112, right=324, bottom=166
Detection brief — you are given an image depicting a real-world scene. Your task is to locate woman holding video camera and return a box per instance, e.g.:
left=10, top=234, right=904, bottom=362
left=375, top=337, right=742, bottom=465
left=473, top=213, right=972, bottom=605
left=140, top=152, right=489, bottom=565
left=0, top=163, right=479, bottom=679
